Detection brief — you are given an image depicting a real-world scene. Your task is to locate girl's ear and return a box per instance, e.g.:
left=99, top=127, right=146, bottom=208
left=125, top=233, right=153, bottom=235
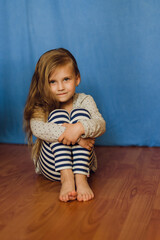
left=76, top=75, right=81, bottom=87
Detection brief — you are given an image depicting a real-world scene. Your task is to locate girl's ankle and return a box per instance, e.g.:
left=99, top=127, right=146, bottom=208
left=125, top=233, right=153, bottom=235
left=75, top=174, right=87, bottom=183
left=60, top=169, right=74, bottom=182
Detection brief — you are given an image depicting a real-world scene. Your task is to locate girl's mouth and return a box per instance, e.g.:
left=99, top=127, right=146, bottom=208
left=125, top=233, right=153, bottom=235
left=57, top=93, right=67, bottom=96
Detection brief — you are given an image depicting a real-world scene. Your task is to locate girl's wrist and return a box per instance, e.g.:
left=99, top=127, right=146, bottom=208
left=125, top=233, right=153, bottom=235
left=76, top=122, right=85, bottom=135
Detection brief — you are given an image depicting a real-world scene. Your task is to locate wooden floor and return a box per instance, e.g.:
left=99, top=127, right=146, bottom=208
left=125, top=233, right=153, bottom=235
left=0, top=144, right=160, bottom=240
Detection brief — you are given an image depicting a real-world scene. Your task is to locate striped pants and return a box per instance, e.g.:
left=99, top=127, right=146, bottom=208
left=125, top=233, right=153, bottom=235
left=38, top=108, right=94, bottom=181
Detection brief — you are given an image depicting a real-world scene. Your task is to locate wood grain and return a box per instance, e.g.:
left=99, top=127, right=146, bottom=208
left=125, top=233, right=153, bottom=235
left=0, top=144, right=160, bottom=240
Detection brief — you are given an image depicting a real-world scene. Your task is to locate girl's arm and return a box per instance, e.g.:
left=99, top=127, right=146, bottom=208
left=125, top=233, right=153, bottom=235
left=58, top=95, right=106, bottom=145
left=58, top=122, right=84, bottom=145
left=78, top=95, right=106, bottom=138
left=30, top=118, right=65, bottom=142
left=78, top=137, right=95, bottom=150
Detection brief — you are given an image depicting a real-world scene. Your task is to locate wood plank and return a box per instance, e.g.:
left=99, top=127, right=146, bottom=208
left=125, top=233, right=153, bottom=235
left=144, top=210, right=160, bottom=240
left=0, top=145, right=160, bottom=240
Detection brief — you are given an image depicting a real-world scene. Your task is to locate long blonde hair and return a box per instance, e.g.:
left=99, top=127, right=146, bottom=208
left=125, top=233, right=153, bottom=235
left=23, top=48, right=80, bottom=163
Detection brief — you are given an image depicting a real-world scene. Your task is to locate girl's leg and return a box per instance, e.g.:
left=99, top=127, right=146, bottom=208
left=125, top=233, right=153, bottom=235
left=72, top=145, right=94, bottom=201
left=39, top=109, right=76, bottom=202
left=39, top=142, right=76, bottom=202
left=70, top=109, right=94, bottom=201
left=39, top=141, right=61, bottom=181
left=50, top=142, right=76, bottom=202
left=49, top=110, right=72, bottom=172
left=72, top=145, right=93, bottom=176
left=39, top=109, right=71, bottom=181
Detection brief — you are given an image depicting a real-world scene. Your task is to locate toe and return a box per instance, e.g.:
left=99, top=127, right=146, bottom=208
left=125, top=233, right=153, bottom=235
left=84, top=194, right=89, bottom=202
left=68, top=191, right=77, bottom=201
left=62, top=195, right=66, bottom=202
left=87, top=194, right=91, bottom=201
left=59, top=195, right=65, bottom=202
left=63, top=194, right=68, bottom=202
left=72, top=191, right=77, bottom=197
left=89, top=193, right=93, bottom=200
left=66, top=194, right=70, bottom=202
left=77, top=193, right=83, bottom=201
left=83, top=194, right=87, bottom=201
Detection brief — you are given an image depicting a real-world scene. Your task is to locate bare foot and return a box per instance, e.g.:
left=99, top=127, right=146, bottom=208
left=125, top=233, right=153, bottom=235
left=75, top=174, right=94, bottom=202
left=59, top=169, right=77, bottom=202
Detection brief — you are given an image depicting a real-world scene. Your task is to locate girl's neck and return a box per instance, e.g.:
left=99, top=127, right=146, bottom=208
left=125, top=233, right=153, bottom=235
left=60, top=97, right=73, bottom=114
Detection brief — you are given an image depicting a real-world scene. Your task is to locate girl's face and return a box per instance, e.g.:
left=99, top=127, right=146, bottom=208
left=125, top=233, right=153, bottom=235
left=48, top=63, right=80, bottom=104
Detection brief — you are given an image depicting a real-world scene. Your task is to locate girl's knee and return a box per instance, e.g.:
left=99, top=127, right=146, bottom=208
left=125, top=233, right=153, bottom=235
left=48, top=109, right=70, bottom=123
left=48, top=108, right=91, bottom=124
left=70, top=108, right=91, bottom=123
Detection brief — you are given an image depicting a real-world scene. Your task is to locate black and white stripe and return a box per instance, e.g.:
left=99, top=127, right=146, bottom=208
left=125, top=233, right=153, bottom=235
left=38, top=108, right=93, bottom=181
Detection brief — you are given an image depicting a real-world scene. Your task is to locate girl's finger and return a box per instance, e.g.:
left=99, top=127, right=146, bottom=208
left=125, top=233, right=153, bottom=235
left=58, top=133, right=64, bottom=142
left=87, top=145, right=91, bottom=150
left=62, top=139, right=67, bottom=145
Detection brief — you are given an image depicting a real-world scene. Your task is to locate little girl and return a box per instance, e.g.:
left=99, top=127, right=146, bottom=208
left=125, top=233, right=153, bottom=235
left=24, top=48, right=106, bottom=202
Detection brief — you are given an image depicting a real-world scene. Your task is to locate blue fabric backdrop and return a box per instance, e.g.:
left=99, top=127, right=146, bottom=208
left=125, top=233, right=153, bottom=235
left=1, top=0, right=160, bottom=146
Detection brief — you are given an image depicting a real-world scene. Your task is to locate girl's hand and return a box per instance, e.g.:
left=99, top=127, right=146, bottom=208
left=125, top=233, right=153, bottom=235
left=78, top=138, right=95, bottom=150
left=58, top=122, right=85, bottom=145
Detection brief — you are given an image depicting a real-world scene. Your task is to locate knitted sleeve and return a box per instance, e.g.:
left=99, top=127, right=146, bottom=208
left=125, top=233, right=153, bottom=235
left=30, top=119, right=65, bottom=142
left=78, top=95, right=106, bottom=138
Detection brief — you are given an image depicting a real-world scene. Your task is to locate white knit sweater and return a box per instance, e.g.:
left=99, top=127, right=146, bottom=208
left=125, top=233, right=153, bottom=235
left=30, top=93, right=106, bottom=173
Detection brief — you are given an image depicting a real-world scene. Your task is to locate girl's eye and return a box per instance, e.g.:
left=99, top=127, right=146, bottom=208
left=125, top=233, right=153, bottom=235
left=64, top=77, right=70, bottom=81
left=49, top=80, right=56, bottom=84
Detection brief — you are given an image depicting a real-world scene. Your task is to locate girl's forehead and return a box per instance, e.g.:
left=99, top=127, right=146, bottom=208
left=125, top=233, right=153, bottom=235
left=50, top=62, right=75, bottom=78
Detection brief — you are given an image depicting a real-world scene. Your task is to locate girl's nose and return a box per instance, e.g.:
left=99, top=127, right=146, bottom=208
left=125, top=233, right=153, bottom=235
left=58, top=82, right=64, bottom=91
